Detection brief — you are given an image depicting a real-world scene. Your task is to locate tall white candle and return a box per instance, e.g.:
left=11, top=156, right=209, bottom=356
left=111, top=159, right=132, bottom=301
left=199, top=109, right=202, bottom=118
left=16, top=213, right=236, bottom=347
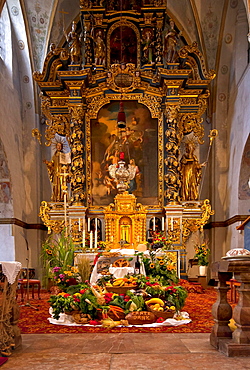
left=153, top=217, right=155, bottom=231
left=88, top=218, right=90, bottom=232
left=82, top=230, right=85, bottom=248
left=90, top=231, right=93, bottom=249
left=171, top=217, right=173, bottom=231
left=162, top=217, right=164, bottom=231
left=78, top=218, right=81, bottom=231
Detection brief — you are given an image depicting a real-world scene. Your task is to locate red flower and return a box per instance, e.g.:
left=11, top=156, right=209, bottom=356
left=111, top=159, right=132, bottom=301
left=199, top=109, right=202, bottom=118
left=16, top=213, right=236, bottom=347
left=64, top=293, right=71, bottom=297
left=80, top=289, right=86, bottom=294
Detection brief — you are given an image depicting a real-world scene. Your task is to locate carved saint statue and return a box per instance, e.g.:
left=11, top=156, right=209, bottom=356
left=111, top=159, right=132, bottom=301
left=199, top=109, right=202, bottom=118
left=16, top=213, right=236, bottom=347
left=44, top=135, right=71, bottom=202
left=64, top=21, right=83, bottom=64
left=141, top=29, right=154, bottom=64
left=164, top=19, right=180, bottom=63
left=91, top=29, right=106, bottom=65
left=180, top=143, right=205, bottom=201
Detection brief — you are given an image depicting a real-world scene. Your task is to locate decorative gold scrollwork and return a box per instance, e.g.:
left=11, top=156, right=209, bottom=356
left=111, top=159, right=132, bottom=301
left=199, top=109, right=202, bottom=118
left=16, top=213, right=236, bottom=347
left=39, top=201, right=64, bottom=234
left=106, top=64, right=141, bottom=93
left=182, top=199, right=214, bottom=243
left=69, top=106, right=85, bottom=205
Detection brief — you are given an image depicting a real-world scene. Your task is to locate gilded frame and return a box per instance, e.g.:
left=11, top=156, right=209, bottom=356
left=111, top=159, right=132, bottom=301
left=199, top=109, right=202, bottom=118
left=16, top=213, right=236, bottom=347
left=107, top=20, right=141, bottom=68
left=85, top=93, right=163, bottom=208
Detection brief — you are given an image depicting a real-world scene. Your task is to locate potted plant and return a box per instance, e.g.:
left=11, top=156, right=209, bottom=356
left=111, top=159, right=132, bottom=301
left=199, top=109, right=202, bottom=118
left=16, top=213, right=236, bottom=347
left=193, top=240, right=210, bottom=276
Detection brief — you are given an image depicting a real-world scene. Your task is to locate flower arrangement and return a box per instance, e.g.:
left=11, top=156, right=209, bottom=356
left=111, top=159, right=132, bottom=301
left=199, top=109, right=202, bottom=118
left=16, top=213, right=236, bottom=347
left=142, top=250, right=179, bottom=285
left=150, top=231, right=173, bottom=250
left=41, top=229, right=76, bottom=288
left=52, top=266, right=79, bottom=290
left=194, top=241, right=210, bottom=266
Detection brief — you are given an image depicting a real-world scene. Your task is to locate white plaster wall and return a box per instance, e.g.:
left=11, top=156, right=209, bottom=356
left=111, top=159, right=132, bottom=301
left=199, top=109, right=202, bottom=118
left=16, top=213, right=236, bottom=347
left=0, top=1, right=44, bottom=272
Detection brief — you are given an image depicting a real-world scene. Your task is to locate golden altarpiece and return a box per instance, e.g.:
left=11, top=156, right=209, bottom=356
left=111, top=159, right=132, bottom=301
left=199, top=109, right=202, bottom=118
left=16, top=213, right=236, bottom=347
left=34, top=0, right=216, bottom=277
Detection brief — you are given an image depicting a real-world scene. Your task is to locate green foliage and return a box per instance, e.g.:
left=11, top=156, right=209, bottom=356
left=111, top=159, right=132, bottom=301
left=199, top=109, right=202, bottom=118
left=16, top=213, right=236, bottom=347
left=41, top=229, right=76, bottom=288
left=194, top=241, right=210, bottom=266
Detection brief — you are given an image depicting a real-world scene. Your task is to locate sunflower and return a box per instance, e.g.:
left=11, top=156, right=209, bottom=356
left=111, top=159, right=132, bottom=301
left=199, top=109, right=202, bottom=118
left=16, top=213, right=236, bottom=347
left=46, top=249, right=52, bottom=255
left=159, top=260, right=165, bottom=266
left=149, top=263, right=155, bottom=269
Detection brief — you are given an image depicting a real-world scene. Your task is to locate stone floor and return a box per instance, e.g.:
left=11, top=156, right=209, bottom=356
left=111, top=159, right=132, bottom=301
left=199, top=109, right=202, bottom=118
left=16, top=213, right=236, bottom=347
left=2, top=333, right=250, bottom=369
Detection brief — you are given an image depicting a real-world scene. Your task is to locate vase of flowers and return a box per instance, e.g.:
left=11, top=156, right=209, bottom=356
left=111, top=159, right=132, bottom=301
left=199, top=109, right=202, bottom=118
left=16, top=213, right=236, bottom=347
left=193, top=240, right=210, bottom=275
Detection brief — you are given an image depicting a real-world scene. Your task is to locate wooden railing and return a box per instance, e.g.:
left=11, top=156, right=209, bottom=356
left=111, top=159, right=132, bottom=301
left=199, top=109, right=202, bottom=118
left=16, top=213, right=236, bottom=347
left=210, top=259, right=250, bottom=356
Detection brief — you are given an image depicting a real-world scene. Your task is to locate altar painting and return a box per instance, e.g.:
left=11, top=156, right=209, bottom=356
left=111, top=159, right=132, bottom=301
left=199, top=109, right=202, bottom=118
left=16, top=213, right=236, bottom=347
left=91, top=101, right=158, bottom=206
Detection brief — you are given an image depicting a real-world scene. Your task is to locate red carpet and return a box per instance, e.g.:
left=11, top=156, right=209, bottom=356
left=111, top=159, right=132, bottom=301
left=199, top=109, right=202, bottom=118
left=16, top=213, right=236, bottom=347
left=17, top=288, right=218, bottom=334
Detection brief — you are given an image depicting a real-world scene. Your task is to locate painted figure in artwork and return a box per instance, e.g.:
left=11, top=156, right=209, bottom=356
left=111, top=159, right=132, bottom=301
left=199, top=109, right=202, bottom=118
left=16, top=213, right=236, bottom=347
left=64, top=21, right=83, bottom=64
left=180, top=143, right=205, bottom=201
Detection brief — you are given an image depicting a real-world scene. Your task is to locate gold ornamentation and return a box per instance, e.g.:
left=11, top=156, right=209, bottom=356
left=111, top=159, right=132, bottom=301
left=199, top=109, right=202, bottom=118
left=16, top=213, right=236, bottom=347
left=69, top=106, right=85, bottom=205
left=179, top=42, right=216, bottom=81
left=104, top=192, right=147, bottom=246
left=106, top=64, right=141, bottom=93
left=178, top=114, right=204, bottom=144
left=32, top=129, right=42, bottom=145
left=164, top=105, right=181, bottom=204
left=39, top=201, right=64, bottom=234
left=182, top=199, right=214, bottom=243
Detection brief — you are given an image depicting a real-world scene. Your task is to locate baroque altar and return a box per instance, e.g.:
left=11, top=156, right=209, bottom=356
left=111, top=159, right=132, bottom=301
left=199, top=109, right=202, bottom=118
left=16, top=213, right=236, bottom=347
left=34, top=0, right=216, bottom=277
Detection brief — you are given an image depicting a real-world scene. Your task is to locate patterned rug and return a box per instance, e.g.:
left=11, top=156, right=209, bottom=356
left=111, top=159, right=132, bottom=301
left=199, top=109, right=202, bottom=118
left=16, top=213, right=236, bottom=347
left=17, top=287, right=218, bottom=334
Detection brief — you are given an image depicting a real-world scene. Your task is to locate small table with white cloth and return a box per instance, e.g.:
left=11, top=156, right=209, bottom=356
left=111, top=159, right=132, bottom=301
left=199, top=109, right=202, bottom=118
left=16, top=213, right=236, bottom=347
left=90, top=249, right=146, bottom=284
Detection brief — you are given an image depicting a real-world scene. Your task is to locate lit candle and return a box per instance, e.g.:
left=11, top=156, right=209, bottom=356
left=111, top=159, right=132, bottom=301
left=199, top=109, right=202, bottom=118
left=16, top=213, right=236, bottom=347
left=88, top=218, right=90, bottom=232
left=153, top=217, right=155, bottom=231
left=162, top=217, right=164, bottom=231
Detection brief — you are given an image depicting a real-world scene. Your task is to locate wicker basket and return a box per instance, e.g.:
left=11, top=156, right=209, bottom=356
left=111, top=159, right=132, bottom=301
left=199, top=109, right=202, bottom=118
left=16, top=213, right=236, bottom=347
left=105, top=285, right=138, bottom=295
left=146, top=305, right=175, bottom=319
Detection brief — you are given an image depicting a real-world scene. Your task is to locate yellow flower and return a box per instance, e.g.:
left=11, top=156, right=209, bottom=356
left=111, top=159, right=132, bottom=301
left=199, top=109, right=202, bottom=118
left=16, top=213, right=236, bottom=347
left=46, top=249, right=52, bottom=255
left=159, top=260, right=165, bottom=266
left=150, top=263, right=155, bottom=269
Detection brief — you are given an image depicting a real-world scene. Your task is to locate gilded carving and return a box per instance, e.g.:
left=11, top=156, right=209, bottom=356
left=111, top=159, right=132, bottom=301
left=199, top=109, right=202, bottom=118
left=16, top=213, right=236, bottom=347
left=106, top=64, right=142, bottom=93
left=69, top=106, right=85, bottom=204
left=182, top=199, right=214, bottom=243
left=179, top=42, right=216, bottom=81
left=39, top=201, right=64, bottom=234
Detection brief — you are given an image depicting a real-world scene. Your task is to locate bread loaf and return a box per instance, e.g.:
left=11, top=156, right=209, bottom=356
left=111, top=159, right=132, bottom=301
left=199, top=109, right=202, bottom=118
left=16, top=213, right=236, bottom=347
left=125, top=311, right=156, bottom=325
